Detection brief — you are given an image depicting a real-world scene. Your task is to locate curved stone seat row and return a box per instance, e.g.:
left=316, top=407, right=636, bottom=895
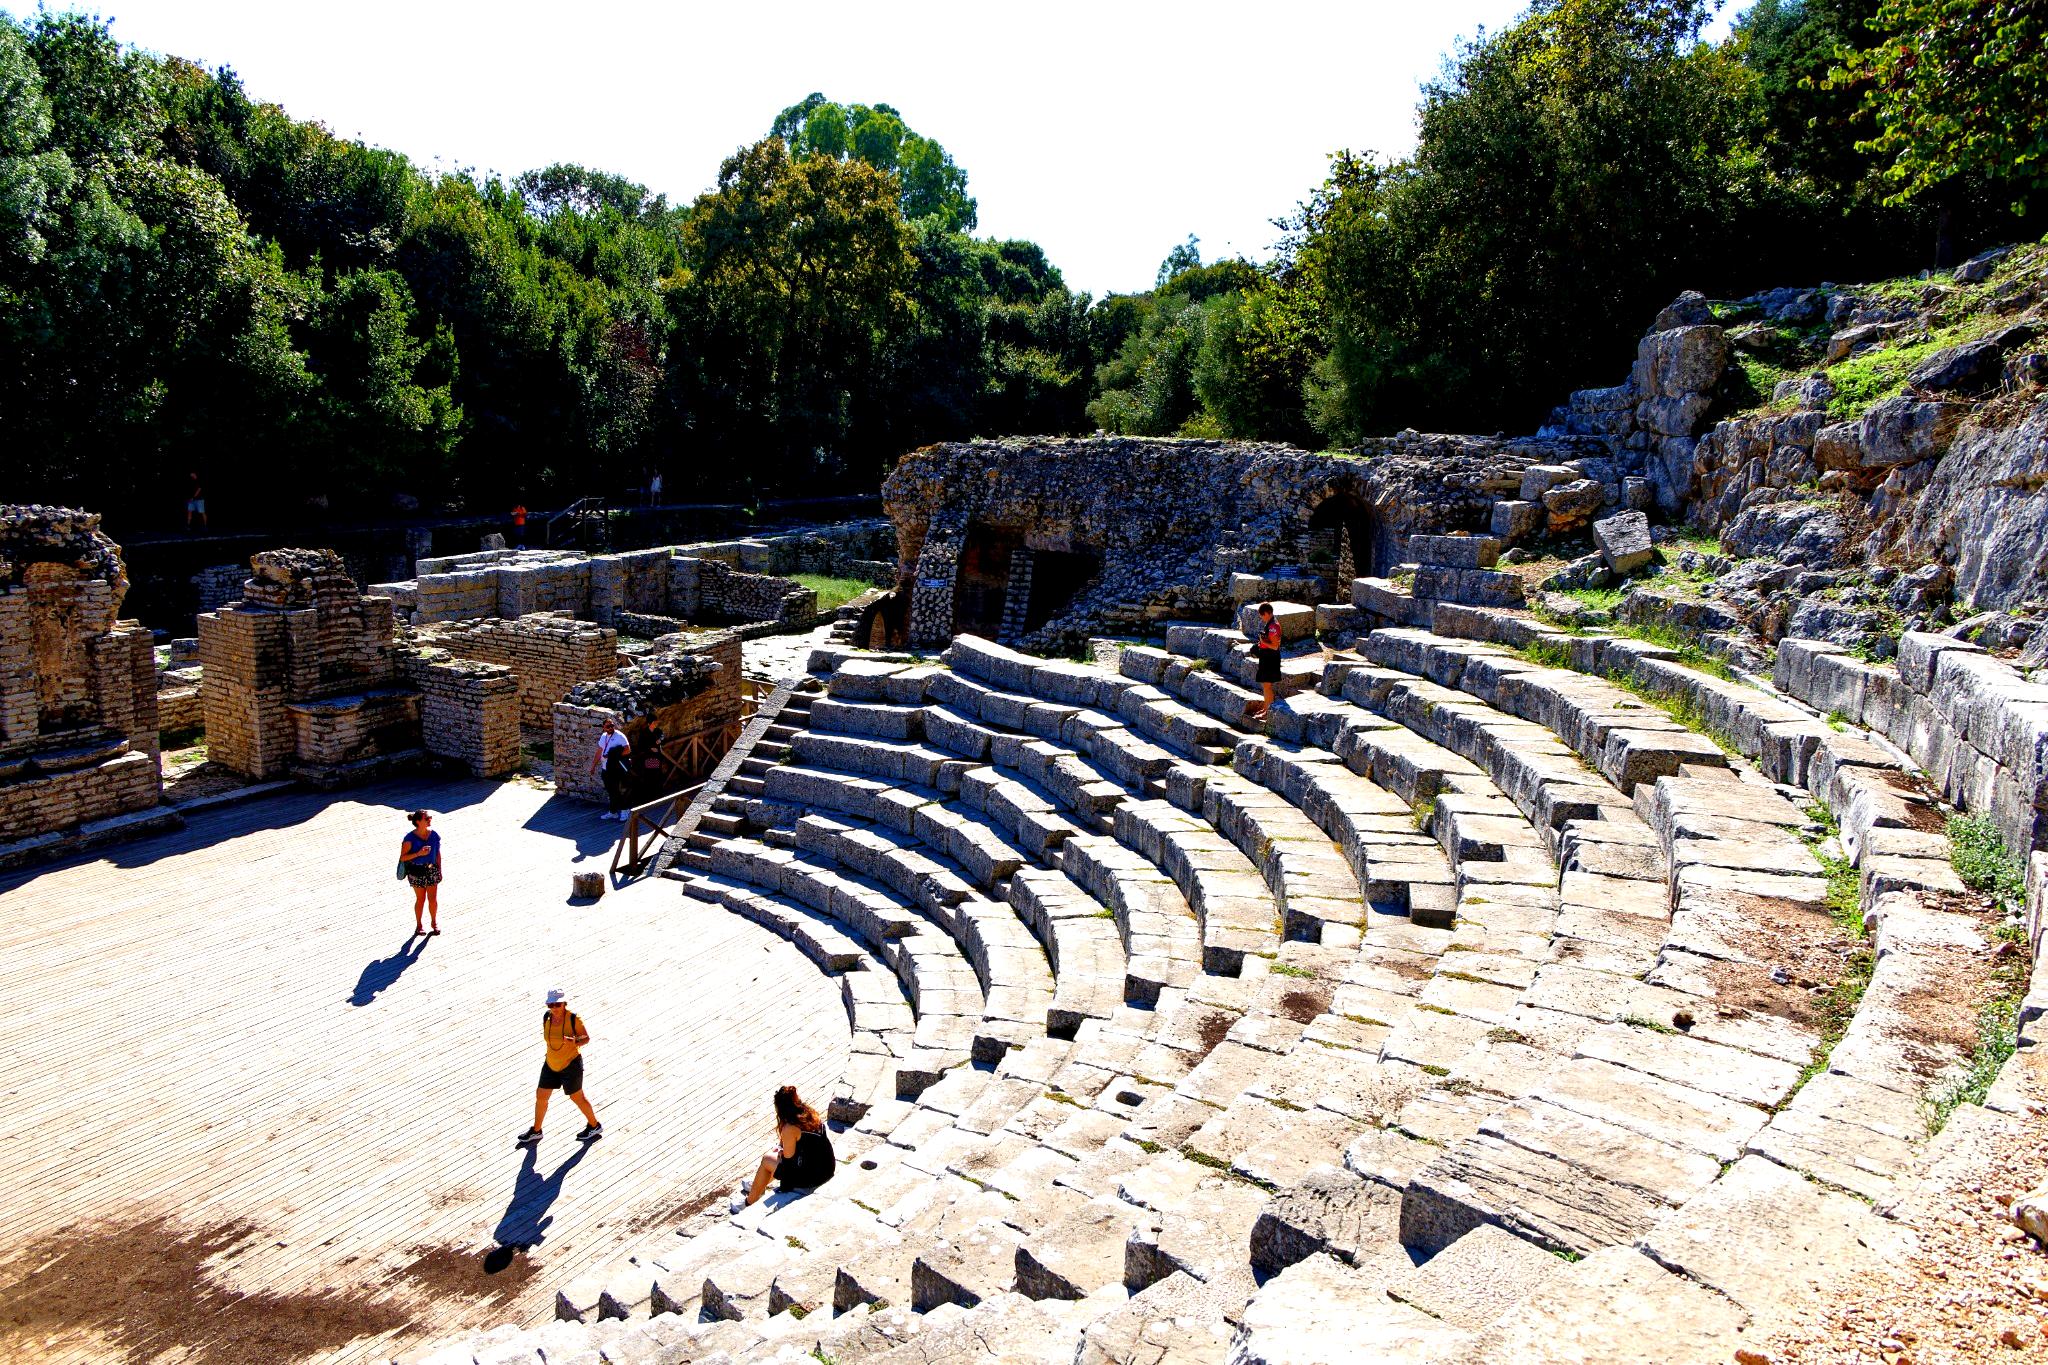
left=1342, top=611, right=2010, bottom=1209
left=417, top=617, right=2014, bottom=1364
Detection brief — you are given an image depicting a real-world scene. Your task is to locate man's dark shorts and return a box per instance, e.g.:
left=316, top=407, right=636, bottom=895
left=538, top=1057, right=585, bottom=1093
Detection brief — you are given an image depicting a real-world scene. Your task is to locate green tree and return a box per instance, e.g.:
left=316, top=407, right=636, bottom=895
left=670, top=137, right=913, bottom=489
left=1294, top=0, right=1755, bottom=439
left=769, top=93, right=977, bottom=231
left=0, top=19, right=74, bottom=272
left=1830, top=0, right=2048, bottom=214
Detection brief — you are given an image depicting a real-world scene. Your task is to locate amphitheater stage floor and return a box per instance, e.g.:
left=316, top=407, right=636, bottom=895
left=0, top=777, right=852, bottom=1362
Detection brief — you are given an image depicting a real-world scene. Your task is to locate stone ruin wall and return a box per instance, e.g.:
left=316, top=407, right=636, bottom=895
left=199, top=550, right=519, bottom=785
left=669, top=556, right=814, bottom=627
left=375, top=520, right=894, bottom=630
left=0, top=506, right=161, bottom=848
left=552, top=632, right=743, bottom=805
left=417, top=613, right=620, bottom=730
left=882, top=435, right=1611, bottom=650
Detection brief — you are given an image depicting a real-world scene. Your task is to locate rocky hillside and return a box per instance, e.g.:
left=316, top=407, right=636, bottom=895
left=1525, top=238, right=2048, bottom=668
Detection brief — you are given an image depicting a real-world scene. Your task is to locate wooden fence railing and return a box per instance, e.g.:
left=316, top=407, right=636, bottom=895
left=608, top=676, right=766, bottom=879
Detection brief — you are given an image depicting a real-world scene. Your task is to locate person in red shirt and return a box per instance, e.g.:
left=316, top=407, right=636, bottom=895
left=511, top=503, right=528, bottom=547
left=1246, top=602, right=1282, bottom=722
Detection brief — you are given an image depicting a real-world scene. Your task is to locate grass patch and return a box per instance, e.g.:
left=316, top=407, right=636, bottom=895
left=1802, top=801, right=1862, bottom=931
left=785, top=1235, right=809, bottom=1251
left=1518, top=638, right=1576, bottom=670
left=1786, top=799, right=1878, bottom=1099
left=1824, top=315, right=2002, bottom=421
left=1044, top=1090, right=1080, bottom=1107
left=1485, top=1027, right=1530, bottom=1045
left=1410, top=796, right=1436, bottom=834
left=160, top=725, right=206, bottom=752
left=1269, top=961, right=1317, bottom=979
left=1132, top=1138, right=1164, bottom=1154
left=1621, top=1012, right=1679, bottom=1035
left=1948, top=814, right=2026, bottom=913
left=792, top=573, right=875, bottom=613
left=1555, top=584, right=1627, bottom=613
left=1928, top=990, right=2022, bottom=1133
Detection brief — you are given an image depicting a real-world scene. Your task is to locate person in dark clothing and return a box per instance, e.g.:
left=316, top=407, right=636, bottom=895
left=732, top=1084, right=835, bottom=1210
left=589, top=717, right=632, bottom=821
left=1246, top=601, right=1283, bottom=722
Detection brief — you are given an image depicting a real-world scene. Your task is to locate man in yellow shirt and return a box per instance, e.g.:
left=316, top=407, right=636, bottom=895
left=518, top=987, right=601, bottom=1147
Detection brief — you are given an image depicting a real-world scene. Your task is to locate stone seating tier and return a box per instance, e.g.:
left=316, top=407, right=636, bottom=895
left=416, top=622, right=2021, bottom=1365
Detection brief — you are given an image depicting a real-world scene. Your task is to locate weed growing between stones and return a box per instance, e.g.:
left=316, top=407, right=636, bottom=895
left=1788, top=802, right=1878, bottom=1100
left=1608, top=669, right=1742, bottom=756
left=1410, top=796, right=1436, bottom=833
left=1269, top=962, right=1316, bottom=979
left=1927, top=990, right=2021, bottom=1134
left=1947, top=814, right=2027, bottom=913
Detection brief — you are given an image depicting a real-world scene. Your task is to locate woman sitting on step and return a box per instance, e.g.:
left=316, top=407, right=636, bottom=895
left=732, top=1085, right=835, bottom=1211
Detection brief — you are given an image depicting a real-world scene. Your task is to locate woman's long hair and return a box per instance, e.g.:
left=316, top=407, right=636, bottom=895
left=773, top=1084, right=823, bottom=1134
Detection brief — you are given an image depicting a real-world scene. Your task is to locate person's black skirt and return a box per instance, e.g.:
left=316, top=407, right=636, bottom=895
left=1254, top=647, right=1283, bottom=684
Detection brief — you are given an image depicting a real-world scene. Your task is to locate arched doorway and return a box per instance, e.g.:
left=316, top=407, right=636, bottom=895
left=1307, top=493, right=1380, bottom=585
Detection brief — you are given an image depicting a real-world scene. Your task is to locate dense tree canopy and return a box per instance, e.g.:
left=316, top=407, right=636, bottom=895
left=2, top=3, right=2040, bottom=530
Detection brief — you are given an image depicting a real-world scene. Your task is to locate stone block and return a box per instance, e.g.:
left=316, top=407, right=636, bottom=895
left=1590, top=511, right=1653, bottom=576
left=1407, top=535, right=1501, bottom=570
left=1519, top=465, right=1578, bottom=502
left=1490, top=499, right=1544, bottom=542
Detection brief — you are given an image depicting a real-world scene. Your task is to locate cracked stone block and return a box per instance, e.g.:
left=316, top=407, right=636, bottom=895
left=1386, top=1221, right=1567, bottom=1330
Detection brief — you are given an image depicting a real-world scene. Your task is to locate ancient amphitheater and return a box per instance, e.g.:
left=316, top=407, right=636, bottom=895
left=5, top=254, right=2048, bottom=1364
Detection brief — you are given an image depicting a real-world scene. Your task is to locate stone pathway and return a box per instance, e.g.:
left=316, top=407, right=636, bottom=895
left=739, top=624, right=841, bottom=685
left=0, top=777, right=849, bottom=1362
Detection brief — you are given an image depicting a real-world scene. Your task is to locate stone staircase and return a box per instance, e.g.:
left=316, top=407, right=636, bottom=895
left=405, top=602, right=2026, bottom=1365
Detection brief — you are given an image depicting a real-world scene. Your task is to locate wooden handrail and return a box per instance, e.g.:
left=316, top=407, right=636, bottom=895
left=606, top=679, right=768, bottom=880
left=610, top=781, right=706, bottom=877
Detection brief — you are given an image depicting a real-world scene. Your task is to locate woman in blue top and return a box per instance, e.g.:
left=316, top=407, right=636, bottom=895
left=400, top=809, right=443, bottom=935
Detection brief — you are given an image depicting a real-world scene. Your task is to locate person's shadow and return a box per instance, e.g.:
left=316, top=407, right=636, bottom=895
left=491, top=1141, right=593, bottom=1252
left=348, top=934, right=428, bottom=1006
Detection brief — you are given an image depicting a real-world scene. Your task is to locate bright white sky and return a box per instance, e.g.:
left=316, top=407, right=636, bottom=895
left=67, top=1, right=1730, bottom=297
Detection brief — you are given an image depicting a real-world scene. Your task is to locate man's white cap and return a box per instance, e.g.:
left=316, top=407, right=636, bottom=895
left=546, top=987, right=567, bottom=1005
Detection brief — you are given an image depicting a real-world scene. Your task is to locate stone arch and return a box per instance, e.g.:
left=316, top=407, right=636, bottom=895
left=1305, top=489, right=1381, bottom=585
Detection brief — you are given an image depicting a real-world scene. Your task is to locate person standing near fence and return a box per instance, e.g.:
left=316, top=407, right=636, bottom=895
left=590, top=717, right=632, bottom=821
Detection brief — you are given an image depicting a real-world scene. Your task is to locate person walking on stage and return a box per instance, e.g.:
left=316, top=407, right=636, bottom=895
left=590, top=716, right=633, bottom=821
left=399, top=809, right=442, bottom=935
left=518, top=988, right=602, bottom=1147
left=731, top=1084, right=834, bottom=1211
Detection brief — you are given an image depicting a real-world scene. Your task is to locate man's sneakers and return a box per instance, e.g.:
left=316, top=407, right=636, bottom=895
left=727, top=1182, right=748, bottom=1215
left=576, top=1123, right=603, bottom=1143
left=516, top=1127, right=542, bottom=1148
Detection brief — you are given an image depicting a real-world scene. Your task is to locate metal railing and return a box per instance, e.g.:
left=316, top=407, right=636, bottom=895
left=546, top=496, right=609, bottom=549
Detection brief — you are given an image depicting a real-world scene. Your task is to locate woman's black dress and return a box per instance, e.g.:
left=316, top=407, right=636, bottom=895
left=778, top=1127, right=835, bottom=1190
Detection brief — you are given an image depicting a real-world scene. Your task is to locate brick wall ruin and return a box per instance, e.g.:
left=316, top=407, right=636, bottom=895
left=199, top=549, right=519, bottom=786
left=552, top=632, right=743, bottom=805
left=0, top=506, right=163, bottom=849
left=669, top=557, right=815, bottom=627
left=401, top=651, right=521, bottom=779
left=371, top=520, right=892, bottom=631
left=418, top=613, right=620, bottom=729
